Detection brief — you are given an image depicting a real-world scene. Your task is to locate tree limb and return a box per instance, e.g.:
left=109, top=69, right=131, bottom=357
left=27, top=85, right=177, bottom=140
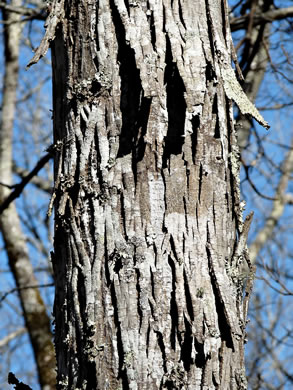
left=0, top=328, right=26, bottom=348
left=231, top=6, right=293, bottom=32
left=12, top=159, right=52, bottom=194
left=0, top=153, right=51, bottom=214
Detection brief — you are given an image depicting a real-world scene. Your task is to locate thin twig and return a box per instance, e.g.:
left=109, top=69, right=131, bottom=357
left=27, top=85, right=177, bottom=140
left=0, top=283, right=54, bottom=304
left=0, top=152, right=52, bottom=214
left=241, top=159, right=277, bottom=201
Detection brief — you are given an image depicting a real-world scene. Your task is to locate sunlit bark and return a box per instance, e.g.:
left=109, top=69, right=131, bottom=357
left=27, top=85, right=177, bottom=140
left=51, top=1, right=254, bottom=388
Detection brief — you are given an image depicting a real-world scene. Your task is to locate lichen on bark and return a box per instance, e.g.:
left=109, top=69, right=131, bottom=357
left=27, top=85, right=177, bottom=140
left=42, top=0, right=260, bottom=388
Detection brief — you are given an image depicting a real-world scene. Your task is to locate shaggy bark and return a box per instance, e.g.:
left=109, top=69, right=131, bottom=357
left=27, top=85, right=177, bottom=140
left=50, top=0, right=258, bottom=388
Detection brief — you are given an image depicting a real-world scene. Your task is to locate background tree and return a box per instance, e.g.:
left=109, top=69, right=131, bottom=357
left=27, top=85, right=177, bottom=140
left=0, top=0, right=292, bottom=389
left=0, top=1, right=55, bottom=389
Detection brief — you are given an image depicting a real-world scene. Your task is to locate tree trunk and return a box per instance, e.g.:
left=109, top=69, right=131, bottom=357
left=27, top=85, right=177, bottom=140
left=51, top=0, right=254, bottom=388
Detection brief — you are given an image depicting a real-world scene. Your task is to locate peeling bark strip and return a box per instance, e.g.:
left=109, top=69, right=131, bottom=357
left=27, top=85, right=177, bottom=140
left=49, top=0, right=257, bottom=388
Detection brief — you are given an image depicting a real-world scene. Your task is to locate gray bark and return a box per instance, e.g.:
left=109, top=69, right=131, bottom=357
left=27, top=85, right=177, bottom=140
left=51, top=0, right=255, bottom=388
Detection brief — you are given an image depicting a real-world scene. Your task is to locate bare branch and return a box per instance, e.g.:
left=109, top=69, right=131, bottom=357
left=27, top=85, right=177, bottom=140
left=0, top=2, right=46, bottom=21
left=0, top=328, right=26, bottom=348
left=231, top=6, right=293, bottom=32
left=0, top=153, right=51, bottom=214
left=242, top=159, right=277, bottom=201
left=13, top=160, right=52, bottom=194
left=0, top=283, right=54, bottom=305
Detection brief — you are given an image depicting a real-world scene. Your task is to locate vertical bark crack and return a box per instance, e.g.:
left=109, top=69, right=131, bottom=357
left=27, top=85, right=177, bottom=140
left=206, top=243, right=234, bottom=350
left=183, top=269, right=194, bottom=321
left=191, top=115, right=200, bottom=164
left=168, top=255, right=178, bottom=350
left=180, top=317, right=193, bottom=371
left=162, top=36, right=186, bottom=169
left=135, top=269, right=143, bottom=331
left=198, top=163, right=203, bottom=202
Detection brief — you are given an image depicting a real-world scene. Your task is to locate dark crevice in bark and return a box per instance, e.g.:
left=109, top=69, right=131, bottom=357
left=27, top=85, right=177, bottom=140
left=95, top=141, right=108, bottom=197
left=183, top=269, right=194, bottom=321
left=94, top=7, right=100, bottom=53
left=69, top=97, right=78, bottom=120
left=153, top=241, right=158, bottom=267
left=168, top=255, right=178, bottom=350
left=220, top=0, right=228, bottom=42
left=120, top=192, right=127, bottom=239
left=110, top=283, right=129, bottom=388
left=104, top=234, right=111, bottom=288
left=178, top=0, right=186, bottom=30
left=155, top=330, right=167, bottom=372
left=191, top=115, right=200, bottom=164
left=112, top=251, right=123, bottom=274
left=225, top=191, right=230, bottom=213
left=206, top=244, right=234, bottom=350
left=148, top=6, right=156, bottom=50
left=135, top=269, right=143, bottom=330
left=124, top=0, right=130, bottom=15
left=149, top=296, right=155, bottom=318
left=212, top=196, right=217, bottom=233
left=196, top=206, right=199, bottom=231
left=133, top=95, right=151, bottom=168
left=85, top=361, right=97, bottom=390
left=117, top=48, right=142, bottom=158
left=161, top=171, right=168, bottom=233
left=146, top=322, right=151, bottom=357
left=183, top=196, right=188, bottom=235
left=205, top=61, right=216, bottom=82
left=89, top=79, right=102, bottom=96
left=198, top=163, right=203, bottom=202
left=226, top=100, right=240, bottom=232
left=150, top=265, right=156, bottom=301
left=73, top=271, right=98, bottom=389
left=162, top=4, right=166, bottom=33
left=77, top=270, right=86, bottom=333
left=185, top=162, right=190, bottom=190
left=89, top=205, right=97, bottom=259
left=180, top=316, right=193, bottom=370
left=212, top=371, right=219, bottom=388
left=162, top=36, right=186, bottom=169
left=110, top=0, right=142, bottom=158
left=194, top=338, right=205, bottom=368
left=74, top=134, right=82, bottom=182
left=204, top=0, right=215, bottom=60
left=154, top=138, right=159, bottom=168
left=212, top=93, right=220, bottom=139
left=170, top=234, right=178, bottom=261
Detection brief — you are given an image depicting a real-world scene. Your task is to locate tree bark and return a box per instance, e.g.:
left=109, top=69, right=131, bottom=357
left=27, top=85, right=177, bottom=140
left=51, top=0, right=255, bottom=388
